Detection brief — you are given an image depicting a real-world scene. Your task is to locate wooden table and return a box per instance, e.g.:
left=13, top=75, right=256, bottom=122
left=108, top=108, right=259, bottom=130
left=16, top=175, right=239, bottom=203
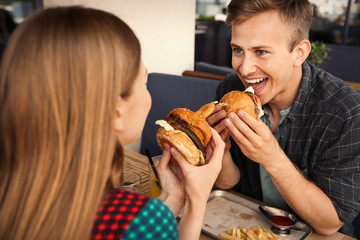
left=123, top=148, right=151, bottom=197
left=123, top=148, right=355, bottom=240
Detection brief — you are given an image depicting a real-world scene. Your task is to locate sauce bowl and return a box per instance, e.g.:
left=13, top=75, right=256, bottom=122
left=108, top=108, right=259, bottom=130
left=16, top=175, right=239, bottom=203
left=259, top=205, right=305, bottom=235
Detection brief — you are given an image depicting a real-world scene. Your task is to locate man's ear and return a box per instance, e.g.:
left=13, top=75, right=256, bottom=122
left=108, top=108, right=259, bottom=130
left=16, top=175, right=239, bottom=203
left=293, top=39, right=311, bottom=67
left=114, top=96, right=124, bottom=132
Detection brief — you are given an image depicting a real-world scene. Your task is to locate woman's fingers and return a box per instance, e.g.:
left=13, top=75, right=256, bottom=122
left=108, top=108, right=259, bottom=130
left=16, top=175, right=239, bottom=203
left=170, top=128, right=225, bottom=170
left=159, top=143, right=171, bottom=169
left=169, top=147, right=191, bottom=170
left=206, top=128, right=225, bottom=170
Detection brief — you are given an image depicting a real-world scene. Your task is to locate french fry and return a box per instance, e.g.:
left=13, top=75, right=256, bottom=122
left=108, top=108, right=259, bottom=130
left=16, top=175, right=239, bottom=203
left=245, top=229, right=258, bottom=240
left=271, top=232, right=278, bottom=238
left=236, top=228, right=241, bottom=238
left=232, top=226, right=237, bottom=237
left=220, top=232, right=242, bottom=240
left=262, top=227, right=272, bottom=238
left=219, top=225, right=290, bottom=240
left=257, top=228, right=264, bottom=239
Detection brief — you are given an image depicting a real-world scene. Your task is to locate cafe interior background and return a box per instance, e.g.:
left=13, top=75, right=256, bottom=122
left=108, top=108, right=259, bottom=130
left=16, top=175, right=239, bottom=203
left=1, top=0, right=360, bottom=152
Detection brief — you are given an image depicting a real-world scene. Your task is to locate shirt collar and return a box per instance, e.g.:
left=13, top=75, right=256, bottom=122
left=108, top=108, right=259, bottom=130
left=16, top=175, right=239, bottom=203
left=261, top=106, right=291, bottom=132
left=285, top=61, right=313, bottom=122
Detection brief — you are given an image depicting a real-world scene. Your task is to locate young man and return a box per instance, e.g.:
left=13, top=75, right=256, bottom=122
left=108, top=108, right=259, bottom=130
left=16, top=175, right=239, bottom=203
left=208, top=0, right=360, bottom=237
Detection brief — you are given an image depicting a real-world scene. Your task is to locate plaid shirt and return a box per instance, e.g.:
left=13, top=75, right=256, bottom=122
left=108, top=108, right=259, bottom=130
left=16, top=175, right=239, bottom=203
left=91, top=188, right=178, bottom=239
left=215, top=61, right=360, bottom=236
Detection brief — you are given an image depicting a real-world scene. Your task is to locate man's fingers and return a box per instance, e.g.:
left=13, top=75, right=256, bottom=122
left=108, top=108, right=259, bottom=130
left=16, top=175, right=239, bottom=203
left=224, top=114, right=251, bottom=147
left=219, top=127, right=230, bottom=141
left=207, top=109, right=227, bottom=127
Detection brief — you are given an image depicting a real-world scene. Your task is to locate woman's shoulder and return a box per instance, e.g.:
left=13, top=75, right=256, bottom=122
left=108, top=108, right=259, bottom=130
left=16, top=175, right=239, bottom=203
left=91, top=189, right=150, bottom=238
left=97, top=188, right=150, bottom=214
left=91, top=188, right=178, bottom=239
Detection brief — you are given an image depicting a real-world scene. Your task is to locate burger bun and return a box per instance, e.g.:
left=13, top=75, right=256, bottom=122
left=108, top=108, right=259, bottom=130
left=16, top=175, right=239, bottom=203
left=156, top=127, right=202, bottom=166
left=220, top=90, right=262, bottom=120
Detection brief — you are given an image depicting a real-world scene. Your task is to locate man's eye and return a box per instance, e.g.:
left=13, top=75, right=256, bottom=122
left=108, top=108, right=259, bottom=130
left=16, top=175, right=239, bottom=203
left=233, top=48, right=242, bottom=54
left=257, top=50, right=267, bottom=55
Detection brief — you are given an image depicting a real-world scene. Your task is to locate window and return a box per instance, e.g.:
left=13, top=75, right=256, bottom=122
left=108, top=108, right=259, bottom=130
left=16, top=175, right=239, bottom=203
left=310, top=0, right=360, bottom=45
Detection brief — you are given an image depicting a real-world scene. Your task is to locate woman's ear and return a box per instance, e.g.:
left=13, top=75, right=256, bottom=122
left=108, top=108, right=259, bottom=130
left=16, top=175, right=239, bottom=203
left=293, top=39, right=311, bottom=67
left=114, top=96, right=124, bottom=132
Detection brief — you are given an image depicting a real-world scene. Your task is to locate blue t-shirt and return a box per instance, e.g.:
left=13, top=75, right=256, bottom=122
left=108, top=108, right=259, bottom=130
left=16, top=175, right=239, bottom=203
left=260, top=107, right=291, bottom=210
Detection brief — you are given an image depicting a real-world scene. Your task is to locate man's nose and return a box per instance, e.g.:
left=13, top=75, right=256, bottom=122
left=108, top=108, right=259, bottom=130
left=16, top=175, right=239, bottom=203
left=239, top=55, right=257, bottom=76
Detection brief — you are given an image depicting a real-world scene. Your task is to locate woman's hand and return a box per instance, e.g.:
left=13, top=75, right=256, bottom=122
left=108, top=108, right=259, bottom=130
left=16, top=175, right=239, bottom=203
left=205, top=105, right=240, bottom=190
left=172, top=128, right=225, bottom=240
left=171, top=128, right=225, bottom=203
left=156, top=143, right=185, bottom=216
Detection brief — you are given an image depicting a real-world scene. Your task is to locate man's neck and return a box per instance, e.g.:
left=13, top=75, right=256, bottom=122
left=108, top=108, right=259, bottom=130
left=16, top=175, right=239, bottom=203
left=265, top=105, right=281, bottom=134
left=265, top=68, right=302, bottom=133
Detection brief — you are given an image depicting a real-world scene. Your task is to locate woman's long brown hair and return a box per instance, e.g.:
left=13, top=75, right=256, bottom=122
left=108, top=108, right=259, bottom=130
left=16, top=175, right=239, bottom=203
left=0, top=6, right=141, bottom=239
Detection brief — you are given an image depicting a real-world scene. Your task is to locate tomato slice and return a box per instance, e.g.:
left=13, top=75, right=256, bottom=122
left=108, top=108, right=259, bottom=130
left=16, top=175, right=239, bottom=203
left=171, top=125, right=183, bottom=132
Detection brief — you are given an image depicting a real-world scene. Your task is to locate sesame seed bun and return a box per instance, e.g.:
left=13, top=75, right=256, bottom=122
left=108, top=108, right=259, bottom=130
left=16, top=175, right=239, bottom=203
left=156, top=108, right=211, bottom=166
left=219, top=90, right=262, bottom=120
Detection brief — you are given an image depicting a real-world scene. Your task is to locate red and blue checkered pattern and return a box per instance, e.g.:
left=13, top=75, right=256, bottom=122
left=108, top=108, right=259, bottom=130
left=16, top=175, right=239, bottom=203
left=91, top=188, right=178, bottom=239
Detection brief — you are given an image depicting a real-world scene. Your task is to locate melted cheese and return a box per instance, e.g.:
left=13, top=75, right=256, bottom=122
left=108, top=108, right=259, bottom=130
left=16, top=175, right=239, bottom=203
left=199, top=150, right=205, bottom=164
left=155, top=120, right=194, bottom=142
left=156, top=119, right=206, bottom=165
left=155, top=120, right=174, bottom=131
left=244, top=86, right=255, bottom=94
left=259, top=108, right=264, bottom=118
left=244, top=86, right=264, bottom=119
left=218, top=102, right=229, bottom=107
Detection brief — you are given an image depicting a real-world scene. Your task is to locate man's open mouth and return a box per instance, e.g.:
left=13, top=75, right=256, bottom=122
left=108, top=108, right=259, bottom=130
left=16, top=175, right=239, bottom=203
left=244, top=77, right=269, bottom=91
left=245, top=77, right=268, bottom=84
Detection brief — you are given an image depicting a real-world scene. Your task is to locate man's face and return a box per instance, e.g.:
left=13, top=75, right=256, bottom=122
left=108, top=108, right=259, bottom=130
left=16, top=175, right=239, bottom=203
left=231, top=10, right=301, bottom=106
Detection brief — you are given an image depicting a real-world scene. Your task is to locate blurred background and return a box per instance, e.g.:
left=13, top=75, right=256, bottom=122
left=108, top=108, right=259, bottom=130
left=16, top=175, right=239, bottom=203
left=195, top=0, right=360, bottom=67
left=0, top=0, right=359, bottom=70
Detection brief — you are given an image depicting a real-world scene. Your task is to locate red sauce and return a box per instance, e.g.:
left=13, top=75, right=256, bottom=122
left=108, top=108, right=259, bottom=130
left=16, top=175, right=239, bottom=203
left=172, top=125, right=182, bottom=131
left=269, top=216, right=294, bottom=226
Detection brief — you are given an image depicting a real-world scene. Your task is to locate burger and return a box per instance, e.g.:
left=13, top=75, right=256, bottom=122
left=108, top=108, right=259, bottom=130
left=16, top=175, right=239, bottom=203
left=219, top=87, right=263, bottom=120
left=155, top=107, right=213, bottom=166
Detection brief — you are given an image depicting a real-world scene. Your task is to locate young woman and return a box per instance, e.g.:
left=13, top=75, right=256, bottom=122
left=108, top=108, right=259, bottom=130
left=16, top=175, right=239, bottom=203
left=0, top=6, right=224, bottom=240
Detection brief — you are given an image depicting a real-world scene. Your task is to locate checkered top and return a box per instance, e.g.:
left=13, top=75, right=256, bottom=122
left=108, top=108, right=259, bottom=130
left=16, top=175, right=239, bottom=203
left=91, top=188, right=178, bottom=239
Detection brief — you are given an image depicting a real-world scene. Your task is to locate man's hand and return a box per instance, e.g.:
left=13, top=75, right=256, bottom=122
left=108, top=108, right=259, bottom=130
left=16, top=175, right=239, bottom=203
left=224, top=110, right=344, bottom=235
left=206, top=105, right=240, bottom=189
left=224, top=110, right=284, bottom=170
left=206, top=105, right=231, bottom=152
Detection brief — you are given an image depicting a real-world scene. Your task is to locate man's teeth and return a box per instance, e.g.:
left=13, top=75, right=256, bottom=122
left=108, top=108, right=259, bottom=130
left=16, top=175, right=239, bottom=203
left=245, top=77, right=266, bottom=84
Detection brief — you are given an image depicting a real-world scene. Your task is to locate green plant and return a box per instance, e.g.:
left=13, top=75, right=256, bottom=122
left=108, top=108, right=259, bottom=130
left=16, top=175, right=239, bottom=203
left=307, top=41, right=331, bottom=67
